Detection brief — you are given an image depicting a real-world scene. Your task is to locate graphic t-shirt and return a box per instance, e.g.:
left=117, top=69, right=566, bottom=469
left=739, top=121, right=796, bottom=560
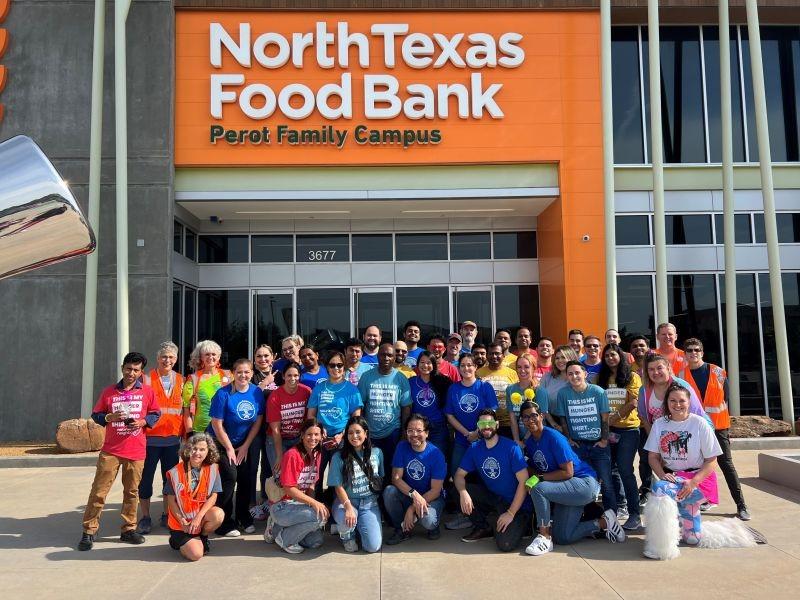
left=361, top=352, right=379, bottom=366
left=644, top=413, right=722, bottom=472
left=94, top=382, right=160, bottom=461
left=182, top=371, right=232, bottom=433
left=406, top=347, right=424, bottom=367
left=409, top=376, right=446, bottom=425
left=266, top=384, right=312, bottom=439
left=345, top=362, right=373, bottom=386
left=504, top=382, right=535, bottom=425
left=299, top=366, right=328, bottom=390
left=637, top=377, right=708, bottom=427
left=603, top=372, right=641, bottom=429
left=207, top=384, right=264, bottom=447
left=328, top=447, right=384, bottom=499
left=444, top=380, right=499, bottom=447
left=279, top=446, right=322, bottom=500
left=358, top=368, right=412, bottom=439
left=459, top=437, right=532, bottom=508
left=307, top=380, right=363, bottom=436
left=476, top=365, right=519, bottom=427
left=552, top=384, right=609, bottom=442
left=524, top=427, right=596, bottom=479
left=392, top=441, right=448, bottom=494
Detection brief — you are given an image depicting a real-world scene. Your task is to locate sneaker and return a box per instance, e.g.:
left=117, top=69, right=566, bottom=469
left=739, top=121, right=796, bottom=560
left=445, top=514, right=473, bottom=530
left=201, top=535, right=211, bottom=555
left=602, top=509, right=626, bottom=543
left=683, top=533, right=700, bottom=546
left=136, top=516, right=152, bottom=535
left=342, top=538, right=359, bottom=552
left=159, top=512, right=168, bottom=528
left=120, top=530, right=146, bottom=545
left=461, top=527, right=493, bottom=543
left=737, top=506, right=752, bottom=521
left=426, top=526, right=441, bottom=541
left=243, top=524, right=256, bottom=534
left=275, top=530, right=304, bottom=554
left=386, top=529, right=411, bottom=545
left=249, top=502, right=268, bottom=522
left=617, top=505, right=629, bottom=519
left=525, top=534, right=554, bottom=556
left=77, top=532, right=94, bottom=551
left=263, top=515, right=275, bottom=544
left=224, top=528, right=242, bottom=538
left=642, top=547, right=660, bottom=560
left=699, top=502, right=717, bottom=513
left=639, top=492, right=649, bottom=507
left=622, top=514, right=642, bottom=531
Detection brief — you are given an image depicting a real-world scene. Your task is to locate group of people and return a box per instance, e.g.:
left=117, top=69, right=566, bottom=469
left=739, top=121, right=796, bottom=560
left=77, top=320, right=749, bottom=560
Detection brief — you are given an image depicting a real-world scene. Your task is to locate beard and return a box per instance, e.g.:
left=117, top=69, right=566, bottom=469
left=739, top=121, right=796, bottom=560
left=480, top=428, right=498, bottom=440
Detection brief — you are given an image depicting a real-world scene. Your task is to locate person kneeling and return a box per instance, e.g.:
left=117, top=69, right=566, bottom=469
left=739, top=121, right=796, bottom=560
left=164, top=433, right=225, bottom=561
left=453, top=409, right=532, bottom=552
left=328, top=416, right=384, bottom=553
left=383, top=414, right=447, bottom=544
left=519, top=402, right=625, bottom=556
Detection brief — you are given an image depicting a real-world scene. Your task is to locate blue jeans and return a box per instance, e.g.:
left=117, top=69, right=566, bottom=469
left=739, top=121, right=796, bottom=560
left=450, top=443, right=469, bottom=479
left=610, top=427, right=640, bottom=518
left=428, top=422, right=449, bottom=457
left=138, top=442, right=179, bottom=500
left=575, top=440, right=616, bottom=512
left=270, top=500, right=325, bottom=548
left=383, top=485, right=445, bottom=531
left=332, top=496, right=383, bottom=552
left=529, top=476, right=601, bottom=545
left=372, top=428, right=401, bottom=486
left=265, top=436, right=299, bottom=470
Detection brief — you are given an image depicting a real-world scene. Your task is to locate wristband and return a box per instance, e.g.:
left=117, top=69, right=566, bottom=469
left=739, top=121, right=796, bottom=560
left=525, top=475, right=540, bottom=489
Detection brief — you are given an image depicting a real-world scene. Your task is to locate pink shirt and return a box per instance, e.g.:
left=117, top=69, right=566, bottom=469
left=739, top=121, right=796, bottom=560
left=94, top=383, right=159, bottom=461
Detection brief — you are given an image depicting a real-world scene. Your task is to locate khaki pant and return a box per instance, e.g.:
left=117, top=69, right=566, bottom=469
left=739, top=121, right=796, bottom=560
left=82, top=451, right=144, bottom=535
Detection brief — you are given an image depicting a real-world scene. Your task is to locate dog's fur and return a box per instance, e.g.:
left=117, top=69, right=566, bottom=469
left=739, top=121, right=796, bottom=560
left=698, top=520, right=760, bottom=549
left=643, top=493, right=681, bottom=560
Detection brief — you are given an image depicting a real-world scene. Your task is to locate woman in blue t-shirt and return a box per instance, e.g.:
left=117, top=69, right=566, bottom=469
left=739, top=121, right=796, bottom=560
left=408, top=351, right=453, bottom=454
left=328, top=416, right=384, bottom=553
left=519, top=401, right=626, bottom=556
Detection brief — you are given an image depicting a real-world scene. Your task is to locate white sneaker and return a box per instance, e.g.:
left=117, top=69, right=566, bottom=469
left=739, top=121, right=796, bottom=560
left=603, top=509, right=626, bottom=543
left=243, top=525, right=256, bottom=534
left=445, top=514, right=473, bottom=530
left=525, top=534, right=554, bottom=556
left=275, top=530, right=304, bottom=554
left=224, top=528, right=242, bottom=538
left=263, top=515, right=275, bottom=544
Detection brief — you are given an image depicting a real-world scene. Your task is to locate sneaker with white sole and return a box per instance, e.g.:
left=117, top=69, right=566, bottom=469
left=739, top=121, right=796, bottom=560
left=445, top=514, right=473, bottom=530
left=643, top=547, right=661, bottom=560
left=616, top=505, right=629, bottom=519
left=224, top=528, right=242, bottom=538
left=602, top=509, right=626, bottom=543
left=737, top=506, right=752, bottom=521
left=699, top=501, right=716, bottom=513
left=263, top=515, right=275, bottom=544
left=275, top=530, right=304, bottom=554
left=622, top=514, right=642, bottom=531
left=243, top=525, right=256, bottom=534
left=525, top=534, right=554, bottom=556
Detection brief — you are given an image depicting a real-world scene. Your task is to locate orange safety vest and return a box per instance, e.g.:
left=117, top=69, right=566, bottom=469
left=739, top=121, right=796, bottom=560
left=166, top=462, right=219, bottom=531
left=657, top=348, right=689, bottom=380
left=684, top=363, right=730, bottom=430
left=143, top=369, right=185, bottom=438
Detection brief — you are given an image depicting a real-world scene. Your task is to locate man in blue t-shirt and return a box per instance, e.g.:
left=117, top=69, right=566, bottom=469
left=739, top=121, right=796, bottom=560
left=360, top=324, right=382, bottom=366
left=551, top=361, right=616, bottom=513
left=403, top=320, right=424, bottom=367
left=358, top=343, right=412, bottom=482
left=453, top=408, right=532, bottom=552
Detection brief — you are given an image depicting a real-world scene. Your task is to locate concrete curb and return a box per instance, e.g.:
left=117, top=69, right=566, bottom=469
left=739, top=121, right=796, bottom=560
left=730, top=436, right=800, bottom=450
left=0, top=452, right=99, bottom=468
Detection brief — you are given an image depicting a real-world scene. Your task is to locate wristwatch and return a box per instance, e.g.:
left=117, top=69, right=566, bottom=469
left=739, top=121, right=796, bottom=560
left=408, top=489, right=416, bottom=498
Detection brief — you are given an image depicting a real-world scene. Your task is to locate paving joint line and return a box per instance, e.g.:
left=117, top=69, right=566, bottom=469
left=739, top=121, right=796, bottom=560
left=571, top=543, right=625, bottom=600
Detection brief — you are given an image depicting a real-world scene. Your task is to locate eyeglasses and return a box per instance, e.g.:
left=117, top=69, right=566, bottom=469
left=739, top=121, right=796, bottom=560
left=685, top=348, right=702, bottom=353
left=585, top=344, right=600, bottom=349
left=395, top=349, right=408, bottom=354
left=521, top=413, right=540, bottom=421
left=328, top=363, right=344, bottom=369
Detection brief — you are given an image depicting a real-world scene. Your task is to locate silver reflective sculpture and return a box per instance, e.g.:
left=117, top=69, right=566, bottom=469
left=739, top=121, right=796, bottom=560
left=0, top=135, right=96, bottom=278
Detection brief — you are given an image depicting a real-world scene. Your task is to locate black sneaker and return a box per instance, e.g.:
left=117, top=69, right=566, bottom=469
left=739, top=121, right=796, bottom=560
left=120, top=530, right=146, bottom=545
left=201, top=535, right=211, bottom=555
left=461, top=527, right=493, bottom=543
left=77, top=532, right=94, bottom=551
left=385, top=529, right=411, bottom=545
left=427, top=526, right=441, bottom=541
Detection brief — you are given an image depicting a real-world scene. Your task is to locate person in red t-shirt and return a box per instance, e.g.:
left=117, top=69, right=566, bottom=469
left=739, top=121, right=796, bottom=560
left=78, top=352, right=161, bottom=551
left=266, top=362, right=312, bottom=472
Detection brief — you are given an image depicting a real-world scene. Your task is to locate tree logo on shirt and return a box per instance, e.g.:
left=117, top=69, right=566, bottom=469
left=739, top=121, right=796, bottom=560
left=236, top=400, right=256, bottom=420
left=407, top=458, right=426, bottom=480
left=416, top=387, right=436, bottom=408
left=459, top=393, right=479, bottom=413
left=481, top=456, right=501, bottom=479
left=532, top=450, right=548, bottom=473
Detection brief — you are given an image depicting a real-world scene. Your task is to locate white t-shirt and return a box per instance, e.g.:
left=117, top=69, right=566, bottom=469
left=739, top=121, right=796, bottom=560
left=644, top=414, right=721, bottom=472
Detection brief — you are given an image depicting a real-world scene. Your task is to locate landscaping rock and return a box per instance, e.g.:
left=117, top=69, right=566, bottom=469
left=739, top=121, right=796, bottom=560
left=55, top=419, right=104, bottom=453
left=729, top=415, right=793, bottom=438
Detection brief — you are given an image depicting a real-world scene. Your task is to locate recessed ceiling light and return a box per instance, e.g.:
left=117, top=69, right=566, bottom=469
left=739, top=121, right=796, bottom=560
left=401, top=208, right=515, bottom=214
left=235, top=210, right=351, bottom=214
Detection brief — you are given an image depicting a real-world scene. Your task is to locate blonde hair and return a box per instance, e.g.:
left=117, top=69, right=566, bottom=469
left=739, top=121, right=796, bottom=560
left=551, top=345, right=579, bottom=377
left=157, top=341, right=179, bottom=357
left=189, top=340, right=222, bottom=371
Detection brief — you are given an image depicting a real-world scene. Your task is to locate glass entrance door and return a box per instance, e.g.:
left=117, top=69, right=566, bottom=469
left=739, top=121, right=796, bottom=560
left=297, top=288, right=351, bottom=352
left=453, top=286, right=493, bottom=343
left=253, top=289, right=294, bottom=353
left=354, top=288, right=394, bottom=341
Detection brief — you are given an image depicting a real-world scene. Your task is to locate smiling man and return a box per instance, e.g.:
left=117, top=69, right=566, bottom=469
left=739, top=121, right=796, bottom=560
left=360, top=324, right=382, bottom=366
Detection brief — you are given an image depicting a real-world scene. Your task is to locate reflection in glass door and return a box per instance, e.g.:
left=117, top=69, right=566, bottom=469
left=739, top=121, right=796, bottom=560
left=396, top=287, right=450, bottom=341
left=297, top=288, right=351, bottom=351
left=253, top=289, right=294, bottom=355
left=354, top=288, right=394, bottom=341
left=453, top=286, right=493, bottom=343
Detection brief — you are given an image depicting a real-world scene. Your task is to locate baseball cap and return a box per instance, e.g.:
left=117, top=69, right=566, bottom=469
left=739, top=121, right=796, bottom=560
left=460, top=321, right=477, bottom=330
left=448, top=332, right=463, bottom=342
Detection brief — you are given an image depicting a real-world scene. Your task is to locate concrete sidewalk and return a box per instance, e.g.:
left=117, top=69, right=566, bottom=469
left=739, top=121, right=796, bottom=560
left=0, top=450, right=797, bottom=599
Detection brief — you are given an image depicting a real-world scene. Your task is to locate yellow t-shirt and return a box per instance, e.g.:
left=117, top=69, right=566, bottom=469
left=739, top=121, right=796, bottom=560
left=502, top=353, right=518, bottom=369
left=477, top=365, right=519, bottom=427
left=605, top=371, right=642, bottom=429
left=396, top=364, right=416, bottom=379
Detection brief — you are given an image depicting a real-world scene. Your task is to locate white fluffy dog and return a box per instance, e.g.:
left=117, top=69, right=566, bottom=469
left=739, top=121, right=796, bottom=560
left=643, top=494, right=763, bottom=559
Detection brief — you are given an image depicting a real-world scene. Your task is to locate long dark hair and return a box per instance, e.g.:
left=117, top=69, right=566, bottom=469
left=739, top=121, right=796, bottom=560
left=292, top=418, right=323, bottom=466
left=598, top=343, right=632, bottom=390
left=340, top=416, right=376, bottom=487
left=416, top=350, right=452, bottom=408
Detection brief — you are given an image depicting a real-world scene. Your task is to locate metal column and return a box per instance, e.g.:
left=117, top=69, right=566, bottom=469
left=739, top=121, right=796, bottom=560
left=601, top=0, right=617, bottom=329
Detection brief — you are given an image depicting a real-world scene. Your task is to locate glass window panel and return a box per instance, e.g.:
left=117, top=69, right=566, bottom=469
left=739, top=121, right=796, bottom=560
left=395, top=233, right=447, bottom=261
left=352, top=234, right=393, bottom=262
left=355, top=291, right=393, bottom=342
left=616, top=275, right=655, bottom=347
left=396, top=286, right=450, bottom=342
left=251, top=235, right=294, bottom=263
left=754, top=213, right=766, bottom=243
left=492, top=231, right=537, bottom=259
left=450, top=233, right=491, bottom=260
left=714, top=213, right=752, bottom=244
left=719, top=274, right=767, bottom=414
left=667, top=274, right=722, bottom=366
left=185, top=229, right=197, bottom=261
left=296, top=288, right=351, bottom=351
left=197, top=289, right=248, bottom=369
left=494, top=285, right=540, bottom=342
left=183, top=288, right=196, bottom=374
left=255, top=292, right=293, bottom=352
left=777, top=213, right=800, bottom=243
left=642, top=26, right=706, bottom=163
left=453, top=289, right=493, bottom=345
left=296, top=235, right=349, bottom=263
left=703, top=26, right=747, bottom=163
left=612, top=26, right=645, bottom=164
left=173, top=221, right=183, bottom=255
left=615, top=215, right=650, bottom=245
left=172, top=283, right=183, bottom=373
left=198, top=235, right=249, bottom=263
left=665, top=214, right=713, bottom=244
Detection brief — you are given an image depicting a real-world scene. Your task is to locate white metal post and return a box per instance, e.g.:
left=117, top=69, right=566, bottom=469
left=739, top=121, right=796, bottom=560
left=601, top=0, right=617, bottom=329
